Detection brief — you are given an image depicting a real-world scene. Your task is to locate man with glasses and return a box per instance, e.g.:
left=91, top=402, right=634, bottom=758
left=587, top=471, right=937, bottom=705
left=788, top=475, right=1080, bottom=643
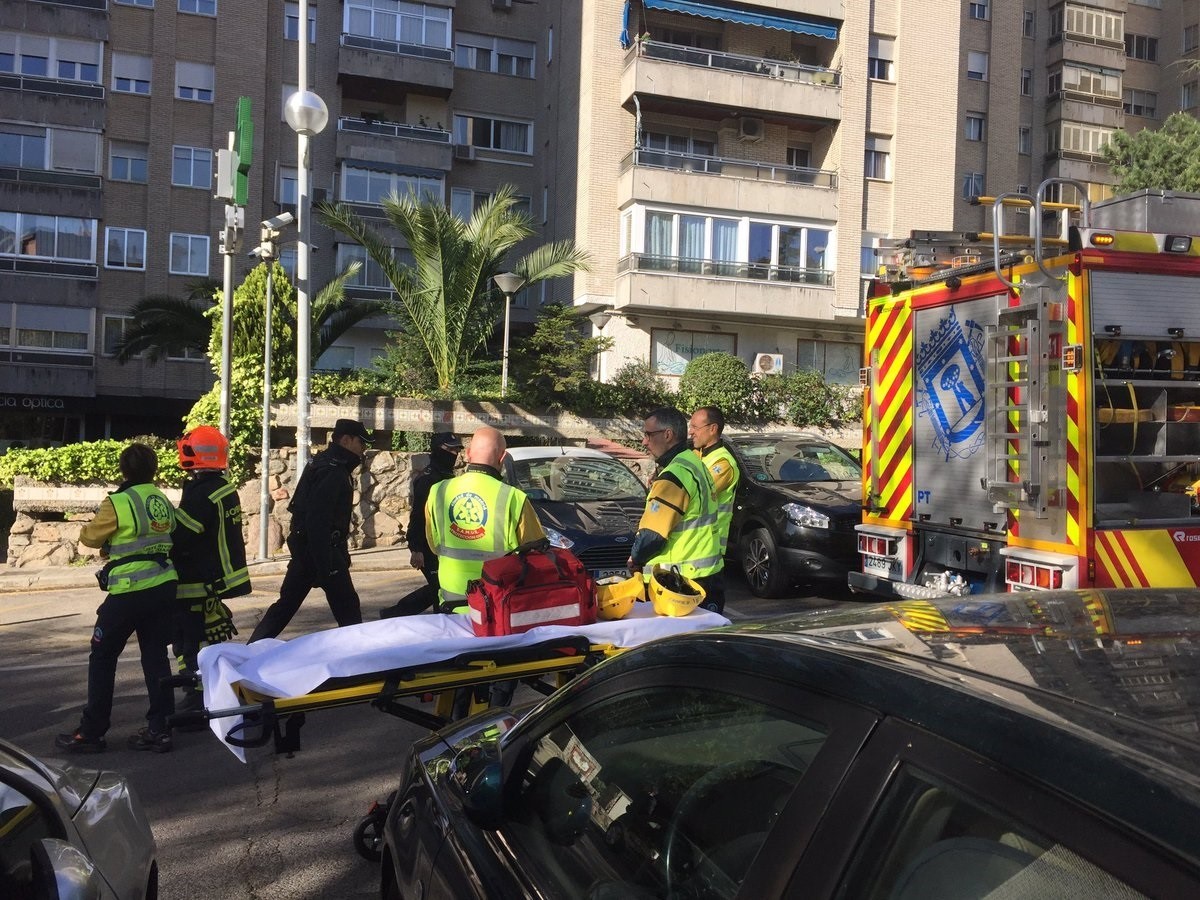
left=249, top=418, right=371, bottom=640
left=627, top=407, right=724, bottom=612
left=688, top=406, right=740, bottom=614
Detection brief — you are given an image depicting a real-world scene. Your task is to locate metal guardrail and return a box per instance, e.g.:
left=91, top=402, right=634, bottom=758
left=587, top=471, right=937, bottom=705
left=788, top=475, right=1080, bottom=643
left=0, top=166, right=102, bottom=190
left=622, top=148, right=837, bottom=188
left=631, top=40, right=840, bottom=87
left=33, top=0, right=106, bottom=9
left=338, top=117, right=451, bottom=143
left=618, top=253, right=833, bottom=286
left=340, top=33, right=453, bottom=62
left=0, top=72, right=105, bottom=100
left=0, top=257, right=99, bottom=279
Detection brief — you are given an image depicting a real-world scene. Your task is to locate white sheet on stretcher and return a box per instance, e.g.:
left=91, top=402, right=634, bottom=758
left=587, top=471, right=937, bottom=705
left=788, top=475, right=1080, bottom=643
left=198, top=605, right=730, bottom=759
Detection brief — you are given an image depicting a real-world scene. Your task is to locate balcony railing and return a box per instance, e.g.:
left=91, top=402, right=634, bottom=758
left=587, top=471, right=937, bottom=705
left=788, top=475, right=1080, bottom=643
left=1050, top=89, right=1124, bottom=109
left=1048, top=31, right=1125, bottom=51
left=623, top=148, right=837, bottom=188
left=34, top=0, right=107, bottom=9
left=0, top=257, right=99, bottom=279
left=630, top=40, right=840, bottom=87
left=0, top=348, right=95, bottom=368
left=1045, top=148, right=1108, bottom=163
left=619, top=253, right=833, bottom=285
left=340, top=33, right=453, bottom=62
left=0, top=166, right=103, bottom=190
left=0, top=72, right=105, bottom=100
left=338, top=117, right=452, bottom=143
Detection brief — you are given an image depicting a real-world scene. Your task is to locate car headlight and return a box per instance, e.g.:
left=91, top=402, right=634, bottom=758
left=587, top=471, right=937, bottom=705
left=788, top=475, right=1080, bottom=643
left=544, top=527, right=575, bottom=549
left=783, top=503, right=830, bottom=529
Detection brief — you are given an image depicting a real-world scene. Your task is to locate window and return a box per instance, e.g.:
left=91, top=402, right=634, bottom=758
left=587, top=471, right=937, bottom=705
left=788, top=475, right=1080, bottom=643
left=1184, top=81, right=1199, bottom=110
left=172, top=146, right=212, bottom=189
left=455, top=32, right=536, bottom=77
left=175, top=61, right=214, bottom=102
left=1048, top=122, right=1114, bottom=156
left=1018, top=126, right=1032, bottom=155
left=1054, top=4, right=1124, bottom=43
left=316, top=345, right=356, bottom=371
left=1021, top=68, right=1033, bottom=96
left=284, top=2, right=316, bottom=42
left=179, top=0, right=216, bottom=15
left=336, top=243, right=399, bottom=290
left=169, top=233, right=209, bottom=275
left=340, top=163, right=444, bottom=205
left=343, top=0, right=451, bottom=52
left=278, top=166, right=297, bottom=205
left=797, top=339, right=861, bottom=384
left=1125, top=33, right=1158, bottom=61
left=865, top=136, right=891, bottom=180
left=8, top=305, right=88, bottom=353
left=496, top=682, right=825, bottom=896
left=102, top=315, right=135, bottom=356
left=965, top=114, right=985, bottom=142
left=112, top=52, right=151, bottom=94
left=55, top=39, right=102, bottom=83
left=110, top=141, right=149, bottom=182
left=867, top=35, right=894, bottom=81
left=279, top=246, right=297, bottom=280
left=1124, top=88, right=1158, bottom=118
left=116, top=0, right=155, bottom=6
left=0, top=33, right=102, bottom=84
left=1186, top=25, right=1200, bottom=54
left=282, top=82, right=297, bottom=120
left=0, top=125, right=99, bottom=174
left=962, top=171, right=985, bottom=201
left=1023, top=9, right=1035, bottom=37
left=966, top=50, right=988, bottom=81
left=969, top=1, right=989, bottom=21
left=0, top=211, right=95, bottom=262
left=0, top=126, right=44, bottom=169
left=453, top=114, right=532, bottom=154
left=1049, top=64, right=1120, bottom=100
left=105, top=227, right=146, bottom=270
left=450, top=188, right=532, bottom=221
left=167, top=344, right=204, bottom=361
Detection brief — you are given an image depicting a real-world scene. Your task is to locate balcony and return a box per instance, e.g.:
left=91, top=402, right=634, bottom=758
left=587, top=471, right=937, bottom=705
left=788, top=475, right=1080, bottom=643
left=33, top=0, right=107, bottom=8
left=1045, top=91, right=1124, bottom=129
left=0, top=72, right=105, bottom=101
left=0, top=166, right=102, bottom=191
left=621, top=41, right=840, bottom=122
left=336, top=117, right=454, bottom=171
left=1046, top=33, right=1126, bottom=72
left=338, top=33, right=454, bottom=95
left=619, top=149, right=838, bottom=219
left=0, top=257, right=98, bottom=279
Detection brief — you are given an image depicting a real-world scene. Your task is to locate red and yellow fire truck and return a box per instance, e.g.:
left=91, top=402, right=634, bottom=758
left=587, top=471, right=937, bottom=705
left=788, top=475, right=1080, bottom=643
left=850, top=180, right=1200, bottom=598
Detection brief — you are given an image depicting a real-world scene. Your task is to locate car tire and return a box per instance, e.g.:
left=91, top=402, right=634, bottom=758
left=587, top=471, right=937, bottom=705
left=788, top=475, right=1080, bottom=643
left=741, top=527, right=787, bottom=598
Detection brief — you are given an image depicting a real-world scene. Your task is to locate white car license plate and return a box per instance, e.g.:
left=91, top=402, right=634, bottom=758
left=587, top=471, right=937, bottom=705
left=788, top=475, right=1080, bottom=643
left=593, top=567, right=629, bottom=581
left=862, top=554, right=900, bottom=579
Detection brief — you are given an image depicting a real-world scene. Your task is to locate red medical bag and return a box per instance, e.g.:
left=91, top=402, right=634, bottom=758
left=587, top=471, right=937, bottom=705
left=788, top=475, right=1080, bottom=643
left=466, top=543, right=597, bottom=637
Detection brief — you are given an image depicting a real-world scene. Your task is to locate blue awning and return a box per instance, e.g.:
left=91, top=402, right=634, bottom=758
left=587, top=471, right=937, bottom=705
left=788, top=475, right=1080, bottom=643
left=642, top=0, right=838, bottom=41
left=621, top=0, right=632, bottom=49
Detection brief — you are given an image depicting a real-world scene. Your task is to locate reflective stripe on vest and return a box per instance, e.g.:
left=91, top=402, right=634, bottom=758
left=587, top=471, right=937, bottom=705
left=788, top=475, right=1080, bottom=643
left=174, top=476, right=249, bottom=601
left=107, top=485, right=177, bottom=594
left=430, top=474, right=522, bottom=613
left=707, top=444, right=740, bottom=555
left=646, top=451, right=721, bottom=580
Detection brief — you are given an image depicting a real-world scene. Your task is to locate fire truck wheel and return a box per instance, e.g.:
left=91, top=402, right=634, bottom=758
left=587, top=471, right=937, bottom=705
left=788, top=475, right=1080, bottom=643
left=741, top=528, right=787, bottom=598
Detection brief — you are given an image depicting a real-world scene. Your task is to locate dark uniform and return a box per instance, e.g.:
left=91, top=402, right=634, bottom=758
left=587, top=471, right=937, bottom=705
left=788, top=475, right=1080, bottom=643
left=249, top=431, right=366, bottom=640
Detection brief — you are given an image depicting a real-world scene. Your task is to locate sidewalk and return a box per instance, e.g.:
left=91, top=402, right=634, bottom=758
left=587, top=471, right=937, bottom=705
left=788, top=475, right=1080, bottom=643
left=0, top=544, right=411, bottom=594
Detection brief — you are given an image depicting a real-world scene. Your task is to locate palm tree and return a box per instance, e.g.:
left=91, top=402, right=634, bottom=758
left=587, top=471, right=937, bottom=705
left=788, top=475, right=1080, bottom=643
left=114, top=279, right=219, bottom=362
left=317, top=185, right=589, bottom=393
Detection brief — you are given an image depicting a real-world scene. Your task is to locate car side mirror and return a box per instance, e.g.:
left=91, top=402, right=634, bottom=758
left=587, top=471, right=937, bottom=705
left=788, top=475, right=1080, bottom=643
left=449, top=742, right=505, bottom=830
left=31, top=838, right=104, bottom=900
left=527, top=756, right=592, bottom=846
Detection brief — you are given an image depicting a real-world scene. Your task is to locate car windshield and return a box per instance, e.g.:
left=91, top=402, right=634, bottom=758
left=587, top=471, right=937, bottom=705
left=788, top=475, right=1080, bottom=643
left=509, top=454, right=647, bottom=502
left=733, top=439, right=861, bottom=484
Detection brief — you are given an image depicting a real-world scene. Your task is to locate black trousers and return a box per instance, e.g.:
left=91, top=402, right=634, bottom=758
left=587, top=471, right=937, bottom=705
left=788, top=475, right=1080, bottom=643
left=695, top=571, right=726, bottom=615
left=79, top=580, right=176, bottom=738
left=379, top=566, right=437, bottom=618
left=249, top=537, right=361, bottom=641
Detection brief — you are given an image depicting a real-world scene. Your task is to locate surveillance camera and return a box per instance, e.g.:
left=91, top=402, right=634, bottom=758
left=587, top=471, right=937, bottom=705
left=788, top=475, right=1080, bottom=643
left=262, top=211, right=295, bottom=231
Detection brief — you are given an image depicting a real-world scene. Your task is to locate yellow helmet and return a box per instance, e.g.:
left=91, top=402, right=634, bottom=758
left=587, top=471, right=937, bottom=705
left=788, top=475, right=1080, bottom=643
left=648, top=566, right=705, bottom=617
left=596, top=574, right=644, bottom=621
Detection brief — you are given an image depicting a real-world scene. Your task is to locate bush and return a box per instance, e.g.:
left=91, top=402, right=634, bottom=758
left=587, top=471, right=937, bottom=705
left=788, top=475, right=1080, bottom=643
left=783, top=370, right=860, bottom=427
left=678, top=352, right=753, bottom=419
left=0, top=438, right=181, bottom=490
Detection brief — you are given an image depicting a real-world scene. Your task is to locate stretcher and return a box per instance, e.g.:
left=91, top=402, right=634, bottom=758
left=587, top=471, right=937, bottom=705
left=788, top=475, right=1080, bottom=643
left=190, top=606, right=730, bottom=760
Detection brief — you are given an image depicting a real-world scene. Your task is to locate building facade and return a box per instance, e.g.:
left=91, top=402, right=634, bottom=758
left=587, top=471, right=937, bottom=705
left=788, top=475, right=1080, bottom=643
left=1, top=0, right=1194, bottom=444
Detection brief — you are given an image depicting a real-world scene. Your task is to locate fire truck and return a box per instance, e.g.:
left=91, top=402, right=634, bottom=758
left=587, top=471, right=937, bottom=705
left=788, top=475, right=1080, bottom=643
left=850, top=179, right=1200, bottom=598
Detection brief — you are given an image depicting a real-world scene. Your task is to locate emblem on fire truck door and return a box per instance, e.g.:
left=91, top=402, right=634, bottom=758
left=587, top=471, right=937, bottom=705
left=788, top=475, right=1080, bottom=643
left=916, top=309, right=986, bottom=461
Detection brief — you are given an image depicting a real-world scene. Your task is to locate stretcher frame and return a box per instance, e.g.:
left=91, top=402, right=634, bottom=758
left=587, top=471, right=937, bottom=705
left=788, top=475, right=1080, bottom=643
left=175, top=636, right=621, bottom=755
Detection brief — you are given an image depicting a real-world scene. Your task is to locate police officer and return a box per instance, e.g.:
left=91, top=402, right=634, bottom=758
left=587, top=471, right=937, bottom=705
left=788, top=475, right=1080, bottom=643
left=627, top=407, right=724, bottom=612
left=56, top=443, right=178, bottom=754
left=426, top=426, right=545, bottom=615
left=249, top=418, right=370, bottom=641
left=688, top=406, right=740, bottom=614
left=171, top=426, right=251, bottom=712
left=379, top=432, right=463, bottom=619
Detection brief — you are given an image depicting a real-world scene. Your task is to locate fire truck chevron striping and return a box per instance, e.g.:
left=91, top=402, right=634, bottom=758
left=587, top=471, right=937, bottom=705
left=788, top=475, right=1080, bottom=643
left=852, top=180, right=1200, bottom=598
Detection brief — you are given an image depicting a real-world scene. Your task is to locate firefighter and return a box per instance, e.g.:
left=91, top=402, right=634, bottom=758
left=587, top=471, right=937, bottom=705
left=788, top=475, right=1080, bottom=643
left=171, top=426, right=251, bottom=713
left=56, top=443, right=178, bottom=754
left=248, top=418, right=371, bottom=641
left=627, top=407, right=723, bottom=612
left=688, top=405, right=740, bottom=614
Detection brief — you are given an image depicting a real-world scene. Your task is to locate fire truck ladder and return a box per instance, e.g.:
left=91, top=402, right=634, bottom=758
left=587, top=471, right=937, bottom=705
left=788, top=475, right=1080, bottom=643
left=975, top=177, right=1090, bottom=291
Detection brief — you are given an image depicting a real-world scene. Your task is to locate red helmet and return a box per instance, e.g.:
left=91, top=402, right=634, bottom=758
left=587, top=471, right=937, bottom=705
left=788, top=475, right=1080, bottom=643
left=178, top=426, right=229, bottom=470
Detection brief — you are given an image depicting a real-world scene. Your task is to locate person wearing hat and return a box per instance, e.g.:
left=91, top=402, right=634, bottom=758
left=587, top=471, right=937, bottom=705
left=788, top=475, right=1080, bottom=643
left=379, top=432, right=463, bottom=619
left=249, top=418, right=371, bottom=640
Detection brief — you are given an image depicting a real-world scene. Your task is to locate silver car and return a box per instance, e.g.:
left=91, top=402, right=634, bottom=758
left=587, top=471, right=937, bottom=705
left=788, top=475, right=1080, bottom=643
left=0, top=737, right=156, bottom=899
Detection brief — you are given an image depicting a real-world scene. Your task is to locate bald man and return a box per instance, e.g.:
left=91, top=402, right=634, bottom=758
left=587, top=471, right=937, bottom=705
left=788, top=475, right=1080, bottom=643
left=425, top=427, right=546, bottom=615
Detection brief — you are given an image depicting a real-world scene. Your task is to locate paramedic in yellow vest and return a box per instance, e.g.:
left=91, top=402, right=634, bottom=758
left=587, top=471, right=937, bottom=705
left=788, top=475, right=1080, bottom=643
left=627, top=407, right=724, bottom=613
left=56, top=443, right=179, bottom=755
left=426, top=426, right=546, bottom=615
left=689, top=405, right=740, bottom=614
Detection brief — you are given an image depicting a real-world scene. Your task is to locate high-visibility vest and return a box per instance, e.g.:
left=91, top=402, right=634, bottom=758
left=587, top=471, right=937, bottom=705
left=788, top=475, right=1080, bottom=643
left=106, top=484, right=177, bottom=595
left=428, top=471, right=526, bottom=612
left=175, top=475, right=251, bottom=602
left=704, top=443, right=740, bottom=558
left=645, top=450, right=721, bottom=579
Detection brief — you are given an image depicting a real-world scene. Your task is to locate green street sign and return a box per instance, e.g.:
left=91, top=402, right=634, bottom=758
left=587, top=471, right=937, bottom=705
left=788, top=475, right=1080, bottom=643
left=235, top=96, right=253, bottom=206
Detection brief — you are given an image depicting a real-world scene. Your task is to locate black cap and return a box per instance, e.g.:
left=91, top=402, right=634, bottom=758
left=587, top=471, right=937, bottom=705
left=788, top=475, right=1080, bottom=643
left=332, top=418, right=371, bottom=442
left=431, top=432, right=463, bottom=451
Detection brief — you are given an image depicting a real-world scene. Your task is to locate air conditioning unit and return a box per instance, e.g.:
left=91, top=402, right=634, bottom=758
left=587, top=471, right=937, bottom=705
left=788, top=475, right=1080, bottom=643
left=738, top=117, right=765, bottom=143
left=752, top=352, right=784, bottom=376
left=454, top=144, right=476, bottom=161
left=492, top=0, right=513, bottom=9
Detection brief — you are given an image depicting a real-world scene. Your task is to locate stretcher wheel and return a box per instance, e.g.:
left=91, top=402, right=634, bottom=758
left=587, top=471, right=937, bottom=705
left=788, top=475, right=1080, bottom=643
left=353, top=793, right=393, bottom=861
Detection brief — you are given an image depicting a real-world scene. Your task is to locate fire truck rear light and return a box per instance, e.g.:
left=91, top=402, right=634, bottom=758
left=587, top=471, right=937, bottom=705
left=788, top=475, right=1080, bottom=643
left=1021, top=565, right=1035, bottom=585
left=1036, top=567, right=1051, bottom=589
left=1006, top=561, right=1020, bottom=582
left=1051, top=569, right=1063, bottom=589
left=1090, top=232, right=1115, bottom=247
left=858, top=535, right=896, bottom=557
left=1006, top=558, right=1067, bottom=591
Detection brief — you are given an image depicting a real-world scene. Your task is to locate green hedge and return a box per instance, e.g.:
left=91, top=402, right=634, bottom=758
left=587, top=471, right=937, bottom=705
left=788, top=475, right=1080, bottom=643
left=0, top=438, right=181, bottom=490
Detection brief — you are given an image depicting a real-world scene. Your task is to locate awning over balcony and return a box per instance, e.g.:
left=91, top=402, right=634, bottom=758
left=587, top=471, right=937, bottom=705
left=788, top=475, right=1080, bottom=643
left=641, top=0, right=838, bottom=41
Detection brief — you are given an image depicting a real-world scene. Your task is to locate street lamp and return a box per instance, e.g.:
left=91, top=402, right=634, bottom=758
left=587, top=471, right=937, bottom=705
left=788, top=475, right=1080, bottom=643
left=284, top=0, right=329, bottom=485
left=494, top=271, right=526, bottom=398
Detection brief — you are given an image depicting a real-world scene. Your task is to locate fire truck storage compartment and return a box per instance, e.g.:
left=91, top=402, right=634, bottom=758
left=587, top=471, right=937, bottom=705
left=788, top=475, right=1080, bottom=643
left=918, top=528, right=1003, bottom=586
left=1092, top=271, right=1200, bottom=525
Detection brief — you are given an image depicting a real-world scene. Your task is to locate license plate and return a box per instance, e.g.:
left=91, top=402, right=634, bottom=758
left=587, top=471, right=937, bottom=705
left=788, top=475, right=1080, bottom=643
left=862, top=554, right=900, bottom=579
left=593, top=567, right=630, bottom=581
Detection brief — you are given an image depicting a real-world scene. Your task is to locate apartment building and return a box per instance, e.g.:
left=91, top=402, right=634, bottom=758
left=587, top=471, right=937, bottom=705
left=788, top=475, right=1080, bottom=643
left=1, top=1, right=1194, bottom=444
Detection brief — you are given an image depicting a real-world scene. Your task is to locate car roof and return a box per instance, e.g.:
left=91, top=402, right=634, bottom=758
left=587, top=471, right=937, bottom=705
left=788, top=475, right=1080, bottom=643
left=504, top=446, right=615, bottom=462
